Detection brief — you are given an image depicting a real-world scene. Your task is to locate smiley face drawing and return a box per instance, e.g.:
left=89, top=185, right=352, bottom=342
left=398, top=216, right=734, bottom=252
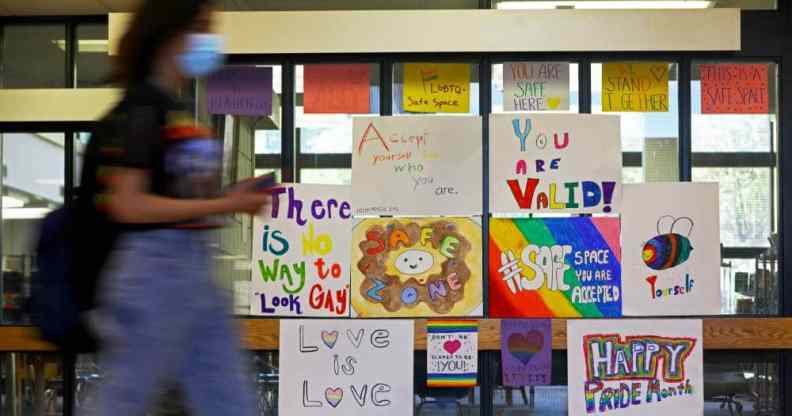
left=354, top=219, right=481, bottom=315
left=395, top=249, right=434, bottom=275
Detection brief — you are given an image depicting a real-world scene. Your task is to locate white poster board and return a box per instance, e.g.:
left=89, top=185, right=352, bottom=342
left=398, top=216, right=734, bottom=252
left=621, top=183, right=721, bottom=316
left=567, top=319, right=704, bottom=416
left=279, top=320, right=414, bottom=416
left=504, top=62, right=570, bottom=111
left=490, top=113, right=622, bottom=215
left=249, top=184, right=352, bottom=317
left=352, top=116, right=482, bottom=216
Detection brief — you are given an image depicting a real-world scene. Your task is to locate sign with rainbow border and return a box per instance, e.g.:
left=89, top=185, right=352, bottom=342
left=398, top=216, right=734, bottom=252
left=489, top=217, right=621, bottom=318
left=567, top=319, right=704, bottom=415
left=426, top=320, right=479, bottom=388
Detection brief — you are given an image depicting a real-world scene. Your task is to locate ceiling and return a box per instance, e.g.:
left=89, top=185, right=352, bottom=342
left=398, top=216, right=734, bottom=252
left=0, top=0, right=775, bottom=16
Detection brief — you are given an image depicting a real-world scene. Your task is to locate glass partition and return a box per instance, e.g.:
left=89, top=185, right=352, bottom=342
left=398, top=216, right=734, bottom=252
left=692, top=61, right=779, bottom=314
left=0, top=133, right=65, bottom=325
left=592, top=62, right=680, bottom=184
left=1, top=24, right=67, bottom=88
left=295, top=63, right=380, bottom=184
left=1, top=353, right=65, bottom=416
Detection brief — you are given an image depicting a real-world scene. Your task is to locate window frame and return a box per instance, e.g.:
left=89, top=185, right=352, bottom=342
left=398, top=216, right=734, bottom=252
left=0, top=5, right=790, bottom=415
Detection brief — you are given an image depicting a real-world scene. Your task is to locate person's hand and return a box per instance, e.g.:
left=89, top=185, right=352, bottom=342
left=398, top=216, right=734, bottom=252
left=222, top=180, right=270, bottom=215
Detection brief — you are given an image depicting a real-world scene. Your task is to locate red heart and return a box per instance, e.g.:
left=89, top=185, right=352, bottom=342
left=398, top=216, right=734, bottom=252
left=443, top=340, right=462, bottom=355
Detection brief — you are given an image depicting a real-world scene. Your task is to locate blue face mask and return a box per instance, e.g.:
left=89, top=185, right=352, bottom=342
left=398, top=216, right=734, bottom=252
left=177, top=33, right=225, bottom=77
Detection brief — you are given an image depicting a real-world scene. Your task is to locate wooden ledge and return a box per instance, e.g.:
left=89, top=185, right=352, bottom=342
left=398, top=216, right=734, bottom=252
left=2, top=318, right=791, bottom=352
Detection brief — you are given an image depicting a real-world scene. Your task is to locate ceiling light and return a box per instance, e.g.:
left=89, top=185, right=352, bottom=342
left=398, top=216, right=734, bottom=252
left=497, top=1, right=712, bottom=9
left=3, top=208, right=51, bottom=220
left=2, top=196, right=25, bottom=209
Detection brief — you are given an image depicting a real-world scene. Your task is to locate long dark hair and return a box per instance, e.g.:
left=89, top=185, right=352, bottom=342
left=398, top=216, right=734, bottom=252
left=113, top=0, right=215, bottom=86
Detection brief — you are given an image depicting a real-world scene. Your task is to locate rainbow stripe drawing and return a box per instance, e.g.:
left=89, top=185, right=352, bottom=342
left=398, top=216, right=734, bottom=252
left=489, top=217, right=621, bottom=318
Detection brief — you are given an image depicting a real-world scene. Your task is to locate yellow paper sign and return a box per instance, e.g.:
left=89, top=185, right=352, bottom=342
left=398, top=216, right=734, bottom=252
left=403, top=63, right=470, bottom=113
left=602, top=62, right=669, bottom=112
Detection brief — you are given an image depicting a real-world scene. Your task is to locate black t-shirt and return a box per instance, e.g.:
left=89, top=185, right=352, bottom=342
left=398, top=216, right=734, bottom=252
left=79, top=82, right=223, bottom=229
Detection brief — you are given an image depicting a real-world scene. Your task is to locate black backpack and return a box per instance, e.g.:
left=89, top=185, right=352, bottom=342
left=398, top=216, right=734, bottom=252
left=29, top=206, right=100, bottom=352
left=30, top=122, right=119, bottom=353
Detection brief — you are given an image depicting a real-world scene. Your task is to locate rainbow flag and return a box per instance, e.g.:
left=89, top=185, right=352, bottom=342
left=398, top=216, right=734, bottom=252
left=427, top=320, right=479, bottom=388
left=489, top=217, right=621, bottom=318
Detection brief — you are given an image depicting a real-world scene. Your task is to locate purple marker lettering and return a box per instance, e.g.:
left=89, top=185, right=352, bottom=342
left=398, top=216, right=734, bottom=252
left=287, top=187, right=307, bottom=226
left=269, top=187, right=287, bottom=218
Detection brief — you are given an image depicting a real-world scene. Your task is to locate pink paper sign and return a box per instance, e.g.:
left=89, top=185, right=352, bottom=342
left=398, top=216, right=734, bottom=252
left=304, top=64, right=371, bottom=114
left=701, top=64, right=769, bottom=114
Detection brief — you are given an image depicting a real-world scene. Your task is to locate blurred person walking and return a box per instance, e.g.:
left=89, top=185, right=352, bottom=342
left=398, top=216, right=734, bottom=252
left=80, top=1, right=266, bottom=414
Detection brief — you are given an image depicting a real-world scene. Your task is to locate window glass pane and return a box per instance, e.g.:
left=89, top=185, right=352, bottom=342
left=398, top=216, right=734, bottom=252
left=74, top=355, right=101, bottom=414
left=691, top=61, right=778, bottom=314
left=692, top=167, right=772, bottom=248
left=300, top=168, right=352, bottom=185
left=74, top=132, right=91, bottom=188
left=196, top=65, right=283, bottom=315
left=593, top=62, right=679, bottom=184
left=492, top=63, right=579, bottom=113
left=255, top=168, right=282, bottom=182
left=692, top=63, right=778, bottom=153
left=394, top=63, right=480, bottom=115
left=592, top=62, right=679, bottom=153
left=1, top=133, right=65, bottom=325
left=296, top=63, right=380, bottom=154
left=253, top=351, right=280, bottom=415
left=623, top=167, right=643, bottom=184
left=704, top=351, right=780, bottom=415
left=256, top=130, right=281, bottom=154
left=1, top=353, right=65, bottom=415
left=722, top=257, right=778, bottom=315
left=76, top=23, right=111, bottom=88
left=1, top=24, right=67, bottom=88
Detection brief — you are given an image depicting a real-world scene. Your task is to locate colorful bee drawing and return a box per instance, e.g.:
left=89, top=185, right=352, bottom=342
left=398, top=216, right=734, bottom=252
left=642, top=216, right=694, bottom=271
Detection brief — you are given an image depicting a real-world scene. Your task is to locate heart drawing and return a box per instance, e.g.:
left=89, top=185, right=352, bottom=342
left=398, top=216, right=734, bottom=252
left=507, top=330, right=544, bottom=365
left=322, top=330, right=339, bottom=349
left=650, top=65, right=667, bottom=83
left=325, top=387, right=343, bottom=408
left=547, top=97, right=562, bottom=110
left=443, top=339, right=462, bottom=355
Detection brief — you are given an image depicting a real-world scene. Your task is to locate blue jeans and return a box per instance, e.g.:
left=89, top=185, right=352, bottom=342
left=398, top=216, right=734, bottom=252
left=91, top=229, right=255, bottom=416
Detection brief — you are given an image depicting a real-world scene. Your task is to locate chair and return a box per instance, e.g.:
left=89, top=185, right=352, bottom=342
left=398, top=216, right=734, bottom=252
left=493, top=360, right=533, bottom=410
left=414, top=354, right=471, bottom=416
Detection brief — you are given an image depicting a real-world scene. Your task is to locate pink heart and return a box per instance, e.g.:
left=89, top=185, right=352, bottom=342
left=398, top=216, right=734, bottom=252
left=443, top=339, right=462, bottom=355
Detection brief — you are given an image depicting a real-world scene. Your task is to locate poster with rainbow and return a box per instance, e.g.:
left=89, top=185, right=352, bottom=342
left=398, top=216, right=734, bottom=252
left=489, top=217, right=621, bottom=318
